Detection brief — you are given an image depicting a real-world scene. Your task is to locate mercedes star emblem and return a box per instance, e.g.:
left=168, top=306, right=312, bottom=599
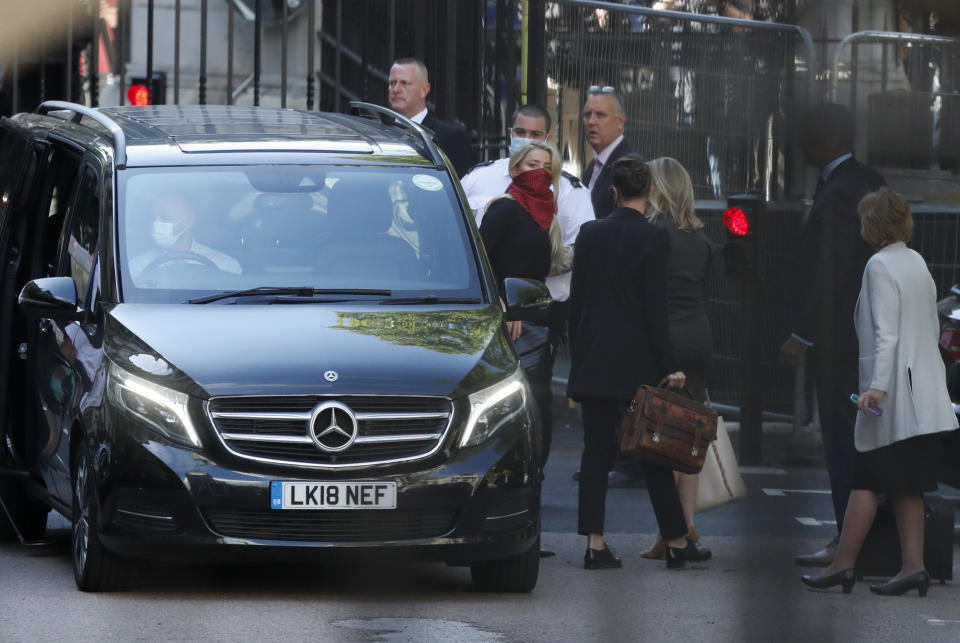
left=308, top=401, right=358, bottom=452
left=324, top=370, right=339, bottom=382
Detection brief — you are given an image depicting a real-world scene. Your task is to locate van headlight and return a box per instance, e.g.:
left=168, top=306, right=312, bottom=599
left=460, top=368, right=528, bottom=448
left=107, top=360, right=202, bottom=448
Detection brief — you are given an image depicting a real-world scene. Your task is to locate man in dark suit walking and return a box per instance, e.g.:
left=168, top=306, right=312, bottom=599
left=580, top=86, right=637, bottom=219
left=388, top=58, right=474, bottom=177
left=780, top=103, right=886, bottom=567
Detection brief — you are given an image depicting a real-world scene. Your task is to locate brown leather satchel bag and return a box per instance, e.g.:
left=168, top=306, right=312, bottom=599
left=620, top=382, right=719, bottom=474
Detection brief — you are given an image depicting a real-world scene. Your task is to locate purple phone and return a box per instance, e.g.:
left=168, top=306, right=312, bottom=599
left=850, top=393, right=883, bottom=416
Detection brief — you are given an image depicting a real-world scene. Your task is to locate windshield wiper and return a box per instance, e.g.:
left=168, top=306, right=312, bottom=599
left=379, top=296, right=483, bottom=305
left=188, top=287, right=391, bottom=304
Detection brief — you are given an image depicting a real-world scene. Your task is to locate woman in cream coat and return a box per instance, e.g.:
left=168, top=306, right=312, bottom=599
left=801, top=187, right=958, bottom=597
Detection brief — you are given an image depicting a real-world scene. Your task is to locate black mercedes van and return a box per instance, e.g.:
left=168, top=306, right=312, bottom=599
left=0, top=102, right=548, bottom=592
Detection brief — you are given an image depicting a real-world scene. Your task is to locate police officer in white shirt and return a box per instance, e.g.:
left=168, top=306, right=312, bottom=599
left=461, top=104, right=594, bottom=306
left=462, top=105, right=593, bottom=479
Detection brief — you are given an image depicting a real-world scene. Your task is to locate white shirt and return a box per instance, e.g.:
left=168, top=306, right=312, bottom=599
left=460, top=157, right=595, bottom=301
left=409, top=108, right=428, bottom=124
left=131, top=240, right=242, bottom=282
left=591, top=134, right=625, bottom=167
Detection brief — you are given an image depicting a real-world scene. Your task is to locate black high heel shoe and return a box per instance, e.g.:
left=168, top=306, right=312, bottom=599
left=869, top=570, right=930, bottom=597
left=800, top=568, right=855, bottom=594
left=665, top=540, right=711, bottom=569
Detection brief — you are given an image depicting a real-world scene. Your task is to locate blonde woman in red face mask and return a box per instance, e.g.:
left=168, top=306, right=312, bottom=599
left=480, top=141, right=563, bottom=470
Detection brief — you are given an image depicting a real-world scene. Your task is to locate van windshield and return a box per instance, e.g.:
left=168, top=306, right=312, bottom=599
left=117, top=165, right=484, bottom=303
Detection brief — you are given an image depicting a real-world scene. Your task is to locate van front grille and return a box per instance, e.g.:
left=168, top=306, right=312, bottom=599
left=206, top=395, right=453, bottom=468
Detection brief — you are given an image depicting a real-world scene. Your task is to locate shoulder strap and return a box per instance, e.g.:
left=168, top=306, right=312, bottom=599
left=561, top=171, right=583, bottom=188
left=467, top=158, right=499, bottom=173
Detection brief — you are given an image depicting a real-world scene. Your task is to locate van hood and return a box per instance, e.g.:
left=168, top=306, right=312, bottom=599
left=105, top=303, right=513, bottom=398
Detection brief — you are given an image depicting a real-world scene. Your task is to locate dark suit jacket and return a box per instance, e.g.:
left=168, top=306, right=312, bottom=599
left=581, top=139, right=636, bottom=219
left=422, top=112, right=475, bottom=178
left=566, top=207, right=675, bottom=401
left=790, top=157, right=886, bottom=362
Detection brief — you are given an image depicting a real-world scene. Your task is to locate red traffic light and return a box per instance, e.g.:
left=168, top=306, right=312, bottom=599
left=723, top=207, right=750, bottom=236
left=126, top=83, right=150, bottom=106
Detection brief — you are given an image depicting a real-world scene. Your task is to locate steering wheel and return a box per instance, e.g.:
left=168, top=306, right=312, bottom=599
left=141, top=250, right=220, bottom=274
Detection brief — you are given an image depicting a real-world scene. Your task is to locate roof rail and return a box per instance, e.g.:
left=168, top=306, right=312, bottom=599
left=348, top=101, right=445, bottom=168
left=36, top=101, right=128, bottom=169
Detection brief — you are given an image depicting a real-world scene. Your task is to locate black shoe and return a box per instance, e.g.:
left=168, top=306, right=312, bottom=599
left=869, top=570, right=931, bottom=597
left=801, top=568, right=855, bottom=594
left=584, top=544, right=622, bottom=570
left=572, top=470, right=581, bottom=482
left=665, top=540, right=712, bottom=569
left=539, top=549, right=556, bottom=558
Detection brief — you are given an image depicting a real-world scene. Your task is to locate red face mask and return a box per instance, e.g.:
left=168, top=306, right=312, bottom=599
left=508, top=168, right=556, bottom=231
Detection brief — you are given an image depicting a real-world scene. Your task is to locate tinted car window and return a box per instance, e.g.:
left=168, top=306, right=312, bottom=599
left=62, top=165, right=100, bottom=304
left=117, top=165, right=482, bottom=303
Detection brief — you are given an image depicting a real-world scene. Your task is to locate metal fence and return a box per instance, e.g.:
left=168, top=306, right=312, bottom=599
left=1, top=0, right=321, bottom=114
left=831, top=30, right=960, bottom=176
left=316, top=0, right=487, bottom=144
left=544, top=0, right=816, bottom=200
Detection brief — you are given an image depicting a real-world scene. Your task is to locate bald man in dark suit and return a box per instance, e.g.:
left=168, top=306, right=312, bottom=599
left=388, top=57, right=474, bottom=177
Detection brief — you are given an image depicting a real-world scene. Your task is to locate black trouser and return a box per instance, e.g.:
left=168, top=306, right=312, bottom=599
left=547, top=299, right=569, bottom=351
left=524, top=347, right=553, bottom=465
left=516, top=321, right=553, bottom=465
left=814, top=353, right=858, bottom=531
left=577, top=396, right=687, bottom=539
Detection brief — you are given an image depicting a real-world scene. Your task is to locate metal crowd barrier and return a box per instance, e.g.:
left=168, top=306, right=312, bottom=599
left=831, top=30, right=960, bottom=174
left=544, top=0, right=816, bottom=200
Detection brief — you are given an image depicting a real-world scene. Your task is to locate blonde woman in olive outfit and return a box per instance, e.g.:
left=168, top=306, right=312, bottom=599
left=640, top=157, right=720, bottom=559
left=567, top=154, right=710, bottom=570
left=801, top=188, right=958, bottom=596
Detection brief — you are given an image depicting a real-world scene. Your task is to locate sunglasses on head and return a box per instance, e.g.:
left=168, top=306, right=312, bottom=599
left=588, top=85, right=616, bottom=94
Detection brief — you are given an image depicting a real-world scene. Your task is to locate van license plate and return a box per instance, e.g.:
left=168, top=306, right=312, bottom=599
left=270, top=481, right=396, bottom=510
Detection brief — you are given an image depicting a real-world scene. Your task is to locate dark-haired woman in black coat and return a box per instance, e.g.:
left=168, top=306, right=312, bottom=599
left=567, top=154, right=712, bottom=570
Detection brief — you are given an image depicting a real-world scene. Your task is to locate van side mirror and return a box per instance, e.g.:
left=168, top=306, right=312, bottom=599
left=503, top=278, right=551, bottom=323
left=18, top=277, right=81, bottom=321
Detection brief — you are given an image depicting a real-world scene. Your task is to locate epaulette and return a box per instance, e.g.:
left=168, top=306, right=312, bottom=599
left=466, top=158, right=499, bottom=173
left=562, top=171, right=583, bottom=188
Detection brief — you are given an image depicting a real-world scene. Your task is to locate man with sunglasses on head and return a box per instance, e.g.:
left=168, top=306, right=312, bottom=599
left=461, top=104, right=595, bottom=468
left=581, top=86, right=637, bottom=219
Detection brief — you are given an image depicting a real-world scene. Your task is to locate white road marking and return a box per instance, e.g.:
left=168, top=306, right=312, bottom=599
left=739, top=466, right=787, bottom=475
left=762, top=488, right=832, bottom=496
left=927, top=620, right=960, bottom=627
left=795, top=517, right=836, bottom=527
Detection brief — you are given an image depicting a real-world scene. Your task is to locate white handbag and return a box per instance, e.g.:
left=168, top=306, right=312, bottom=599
left=695, top=416, right=747, bottom=512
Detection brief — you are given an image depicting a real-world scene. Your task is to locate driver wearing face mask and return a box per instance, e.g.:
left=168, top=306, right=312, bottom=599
left=130, top=196, right=241, bottom=280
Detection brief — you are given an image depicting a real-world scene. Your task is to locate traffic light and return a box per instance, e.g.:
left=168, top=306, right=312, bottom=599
left=126, top=72, right=167, bottom=106
left=722, top=193, right=763, bottom=280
